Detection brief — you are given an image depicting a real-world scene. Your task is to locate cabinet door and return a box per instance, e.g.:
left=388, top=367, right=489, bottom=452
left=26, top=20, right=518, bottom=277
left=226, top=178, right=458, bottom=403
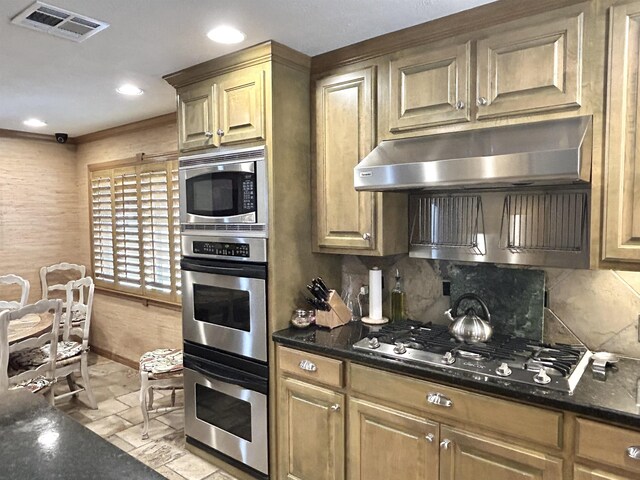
left=603, top=2, right=640, bottom=262
left=348, top=398, right=438, bottom=480
left=177, top=81, right=218, bottom=152
left=476, top=9, right=583, bottom=119
left=278, top=377, right=344, bottom=480
left=439, top=426, right=563, bottom=480
left=388, top=42, right=470, bottom=132
left=314, top=67, right=376, bottom=251
left=575, top=465, right=636, bottom=480
left=217, top=66, right=265, bottom=145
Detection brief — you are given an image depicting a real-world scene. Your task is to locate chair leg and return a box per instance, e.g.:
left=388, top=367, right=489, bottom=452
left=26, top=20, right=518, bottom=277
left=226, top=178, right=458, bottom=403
left=171, top=388, right=176, bottom=407
left=66, top=374, right=77, bottom=395
left=80, top=354, right=97, bottom=409
left=147, top=386, right=154, bottom=410
left=46, top=385, right=55, bottom=406
left=140, top=372, right=151, bottom=440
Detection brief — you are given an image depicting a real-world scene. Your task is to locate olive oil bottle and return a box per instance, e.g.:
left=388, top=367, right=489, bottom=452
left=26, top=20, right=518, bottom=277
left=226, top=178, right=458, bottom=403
left=390, top=269, right=406, bottom=322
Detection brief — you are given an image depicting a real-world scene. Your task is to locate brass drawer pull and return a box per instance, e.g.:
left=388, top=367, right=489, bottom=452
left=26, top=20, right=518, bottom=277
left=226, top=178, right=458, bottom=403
left=427, top=392, right=453, bottom=408
left=298, top=359, right=317, bottom=372
left=627, top=446, right=640, bottom=460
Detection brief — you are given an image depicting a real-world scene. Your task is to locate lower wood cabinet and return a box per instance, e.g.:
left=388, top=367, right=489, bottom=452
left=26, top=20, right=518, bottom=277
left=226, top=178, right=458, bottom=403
left=574, top=465, right=637, bottom=480
left=348, top=398, right=439, bottom=480
left=275, top=346, right=640, bottom=480
left=277, top=376, right=344, bottom=480
left=439, top=426, right=563, bottom=480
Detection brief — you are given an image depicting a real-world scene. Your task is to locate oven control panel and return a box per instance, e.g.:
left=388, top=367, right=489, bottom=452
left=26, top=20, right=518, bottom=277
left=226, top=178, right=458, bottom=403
left=192, top=241, right=250, bottom=258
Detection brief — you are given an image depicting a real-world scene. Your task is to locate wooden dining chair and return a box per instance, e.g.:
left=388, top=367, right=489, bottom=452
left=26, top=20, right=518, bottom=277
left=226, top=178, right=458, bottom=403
left=0, top=299, right=62, bottom=404
left=0, top=274, right=30, bottom=311
left=10, top=279, right=97, bottom=409
left=39, top=263, right=86, bottom=326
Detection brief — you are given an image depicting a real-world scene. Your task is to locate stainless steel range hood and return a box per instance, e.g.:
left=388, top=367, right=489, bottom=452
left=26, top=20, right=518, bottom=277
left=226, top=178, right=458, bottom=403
left=354, top=116, right=592, bottom=191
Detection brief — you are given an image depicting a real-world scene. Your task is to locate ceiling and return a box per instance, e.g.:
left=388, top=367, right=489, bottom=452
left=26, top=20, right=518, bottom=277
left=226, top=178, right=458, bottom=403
left=0, top=0, right=496, bottom=137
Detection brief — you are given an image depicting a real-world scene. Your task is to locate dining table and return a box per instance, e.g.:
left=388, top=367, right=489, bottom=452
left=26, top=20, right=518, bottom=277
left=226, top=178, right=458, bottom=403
left=7, top=312, right=53, bottom=345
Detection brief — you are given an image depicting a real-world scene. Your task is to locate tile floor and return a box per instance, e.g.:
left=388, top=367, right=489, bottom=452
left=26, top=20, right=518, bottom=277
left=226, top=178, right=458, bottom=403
left=56, top=353, right=238, bottom=480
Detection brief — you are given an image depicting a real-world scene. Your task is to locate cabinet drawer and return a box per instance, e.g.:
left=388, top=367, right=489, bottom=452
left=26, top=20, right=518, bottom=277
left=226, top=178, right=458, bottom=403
left=576, top=418, right=640, bottom=475
left=350, top=363, right=562, bottom=449
left=278, top=346, right=344, bottom=388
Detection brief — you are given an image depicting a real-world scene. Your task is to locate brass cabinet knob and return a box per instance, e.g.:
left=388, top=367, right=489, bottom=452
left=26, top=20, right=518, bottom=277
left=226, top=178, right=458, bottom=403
left=455, top=100, right=465, bottom=110
left=217, top=128, right=225, bottom=136
left=204, top=131, right=214, bottom=138
left=440, top=439, right=452, bottom=450
left=362, top=233, right=371, bottom=241
left=476, top=97, right=488, bottom=106
left=330, top=404, right=341, bottom=412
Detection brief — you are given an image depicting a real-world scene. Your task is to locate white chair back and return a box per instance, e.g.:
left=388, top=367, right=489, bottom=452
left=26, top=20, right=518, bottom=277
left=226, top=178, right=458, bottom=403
left=62, top=277, right=94, bottom=346
left=40, top=263, right=86, bottom=304
left=0, top=275, right=30, bottom=311
left=0, top=299, right=62, bottom=392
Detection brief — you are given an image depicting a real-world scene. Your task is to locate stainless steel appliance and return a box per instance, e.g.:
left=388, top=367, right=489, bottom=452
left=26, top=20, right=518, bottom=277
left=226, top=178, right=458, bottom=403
left=179, top=145, right=268, bottom=237
left=184, top=342, right=268, bottom=477
left=353, top=116, right=594, bottom=269
left=181, top=231, right=269, bottom=477
left=353, top=320, right=592, bottom=393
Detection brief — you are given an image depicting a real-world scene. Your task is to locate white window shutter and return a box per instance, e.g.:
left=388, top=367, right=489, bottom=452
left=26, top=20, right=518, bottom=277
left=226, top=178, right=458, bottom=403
left=90, top=173, right=115, bottom=283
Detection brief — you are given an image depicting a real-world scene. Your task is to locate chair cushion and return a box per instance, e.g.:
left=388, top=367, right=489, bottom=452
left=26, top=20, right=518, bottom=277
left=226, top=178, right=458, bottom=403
left=10, top=376, right=52, bottom=394
left=10, top=341, right=83, bottom=369
left=140, top=349, right=183, bottom=376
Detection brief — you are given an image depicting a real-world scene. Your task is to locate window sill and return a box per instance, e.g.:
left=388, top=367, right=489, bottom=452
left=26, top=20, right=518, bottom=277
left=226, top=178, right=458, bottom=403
left=95, top=286, right=182, bottom=311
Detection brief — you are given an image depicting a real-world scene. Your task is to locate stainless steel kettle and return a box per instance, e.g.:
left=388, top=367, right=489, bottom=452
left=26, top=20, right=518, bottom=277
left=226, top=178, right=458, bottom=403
left=445, top=293, right=492, bottom=344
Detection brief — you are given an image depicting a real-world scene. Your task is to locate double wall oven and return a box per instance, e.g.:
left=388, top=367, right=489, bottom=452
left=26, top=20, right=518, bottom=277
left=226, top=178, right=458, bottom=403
left=180, top=146, right=269, bottom=478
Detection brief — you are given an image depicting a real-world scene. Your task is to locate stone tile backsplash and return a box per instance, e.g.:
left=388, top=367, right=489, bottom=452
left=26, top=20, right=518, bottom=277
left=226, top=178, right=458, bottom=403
left=342, top=256, right=640, bottom=359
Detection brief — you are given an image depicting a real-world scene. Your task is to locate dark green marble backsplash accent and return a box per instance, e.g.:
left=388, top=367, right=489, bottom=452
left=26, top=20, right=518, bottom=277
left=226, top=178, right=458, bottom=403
left=447, top=264, right=545, bottom=339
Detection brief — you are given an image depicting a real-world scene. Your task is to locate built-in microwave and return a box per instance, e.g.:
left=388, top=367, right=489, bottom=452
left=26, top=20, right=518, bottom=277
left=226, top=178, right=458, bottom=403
left=179, top=146, right=268, bottom=237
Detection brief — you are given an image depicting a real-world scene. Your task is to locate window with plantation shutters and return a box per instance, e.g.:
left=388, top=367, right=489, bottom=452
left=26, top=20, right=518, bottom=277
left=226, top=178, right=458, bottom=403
left=89, top=153, right=181, bottom=304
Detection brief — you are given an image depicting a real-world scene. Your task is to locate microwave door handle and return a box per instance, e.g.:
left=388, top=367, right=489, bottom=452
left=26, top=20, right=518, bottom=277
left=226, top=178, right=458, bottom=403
left=188, top=362, right=266, bottom=392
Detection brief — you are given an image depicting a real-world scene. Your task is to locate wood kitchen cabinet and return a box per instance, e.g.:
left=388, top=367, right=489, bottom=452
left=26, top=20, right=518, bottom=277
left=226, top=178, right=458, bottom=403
left=277, top=354, right=345, bottom=480
left=313, top=66, right=407, bottom=256
left=176, top=64, right=265, bottom=152
left=439, top=426, right=563, bottom=480
left=381, top=4, right=585, bottom=136
left=475, top=6, right=583, bottom=120
left=574, top=465, right=637, bottom=480
left=348, top=398, right=439, bottom=480
left=387, top=41, right=471, bottom=132
left=602, top=1, right=640, bottom=263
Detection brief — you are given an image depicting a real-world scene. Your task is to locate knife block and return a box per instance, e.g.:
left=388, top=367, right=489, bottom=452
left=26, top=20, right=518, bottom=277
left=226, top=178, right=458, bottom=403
left=315, top=290, right=352, bottom=329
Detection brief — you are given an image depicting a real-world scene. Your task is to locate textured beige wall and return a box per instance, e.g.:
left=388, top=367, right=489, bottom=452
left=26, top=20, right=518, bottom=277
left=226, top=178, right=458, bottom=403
left=0, top=137, right=79, bottom=302
left=75, top=121, right=182, bottom=364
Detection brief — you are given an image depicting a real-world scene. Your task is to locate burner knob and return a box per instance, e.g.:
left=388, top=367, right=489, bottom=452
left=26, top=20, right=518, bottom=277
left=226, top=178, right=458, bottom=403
left=368, top=337, right=380, bottom=349
left=496, top=362, right=512, bottom=377
left=534, top=367, right=552, bottom=385
left=441, top=351, right=456, bottom=365
left=393, top=342, right=407, bottom=354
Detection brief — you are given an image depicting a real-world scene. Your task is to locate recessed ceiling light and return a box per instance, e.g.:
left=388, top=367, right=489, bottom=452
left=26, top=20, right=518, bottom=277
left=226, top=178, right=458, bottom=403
left=23, top=118, right=47, bottom=127
left=207, top=25, right=245, bottom=44
left=116, top=84, right=144, bottom=96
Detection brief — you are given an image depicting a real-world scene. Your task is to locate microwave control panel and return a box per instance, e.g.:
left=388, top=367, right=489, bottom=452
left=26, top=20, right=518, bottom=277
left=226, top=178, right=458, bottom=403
left=241, top=174, right=256, bottom=213
left=192, top=241, right=250, bottom=258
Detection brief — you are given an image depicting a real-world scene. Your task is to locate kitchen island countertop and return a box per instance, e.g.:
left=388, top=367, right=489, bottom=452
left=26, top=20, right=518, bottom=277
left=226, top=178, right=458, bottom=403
left=273, top=322, right=640, bottom=429
left=0, top=389, right=165, bottom=480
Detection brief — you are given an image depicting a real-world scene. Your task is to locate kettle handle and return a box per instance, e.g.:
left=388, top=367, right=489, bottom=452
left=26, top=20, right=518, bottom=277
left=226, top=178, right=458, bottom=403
left=451, top=293, right=491, bottom=323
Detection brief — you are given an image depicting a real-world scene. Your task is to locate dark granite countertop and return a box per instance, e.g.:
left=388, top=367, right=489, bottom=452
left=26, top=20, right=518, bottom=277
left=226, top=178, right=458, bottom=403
left=273, top=322, right=640, bottom=429
left=0, top=390, right=165, bottom=480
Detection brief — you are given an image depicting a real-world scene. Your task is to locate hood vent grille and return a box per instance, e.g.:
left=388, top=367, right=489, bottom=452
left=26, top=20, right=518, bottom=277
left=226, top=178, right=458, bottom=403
left=11, top=1, right=109, bottom=42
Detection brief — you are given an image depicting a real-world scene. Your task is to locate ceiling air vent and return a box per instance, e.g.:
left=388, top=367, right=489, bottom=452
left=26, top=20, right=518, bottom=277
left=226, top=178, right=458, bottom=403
left=11, top=1, right=109, bottom=42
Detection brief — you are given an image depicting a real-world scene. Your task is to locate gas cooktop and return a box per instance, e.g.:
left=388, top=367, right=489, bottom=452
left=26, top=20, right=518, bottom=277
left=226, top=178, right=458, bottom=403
left=352, top=320, right=592, bottom=393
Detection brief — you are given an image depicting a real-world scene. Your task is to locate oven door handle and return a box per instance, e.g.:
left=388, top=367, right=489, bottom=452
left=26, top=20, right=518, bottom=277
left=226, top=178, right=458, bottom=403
left=187, top=362, right=268, bottom=393
left=181, top=258, right=267, bottom=278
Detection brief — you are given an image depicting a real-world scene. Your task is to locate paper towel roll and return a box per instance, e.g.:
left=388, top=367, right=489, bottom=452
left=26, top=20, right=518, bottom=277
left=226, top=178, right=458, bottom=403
left=362, top=267, right=388, bottom=325
left=369, top=267, right=382, bottom=319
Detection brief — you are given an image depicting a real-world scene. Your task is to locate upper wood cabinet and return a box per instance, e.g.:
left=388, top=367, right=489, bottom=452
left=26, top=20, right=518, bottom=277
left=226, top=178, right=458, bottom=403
left=313, top=66, right=407, bottom=256
left=388, top=42, right=471, bottom=132
left=603, top=1, right=640, bottom=263
left=216, top=66, right=265, bottom=145
left=176, top=65, right=265, bottom=153
left=475, top=9, right=583, bottom=119
left=177, top=80, right=217, bottom=152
